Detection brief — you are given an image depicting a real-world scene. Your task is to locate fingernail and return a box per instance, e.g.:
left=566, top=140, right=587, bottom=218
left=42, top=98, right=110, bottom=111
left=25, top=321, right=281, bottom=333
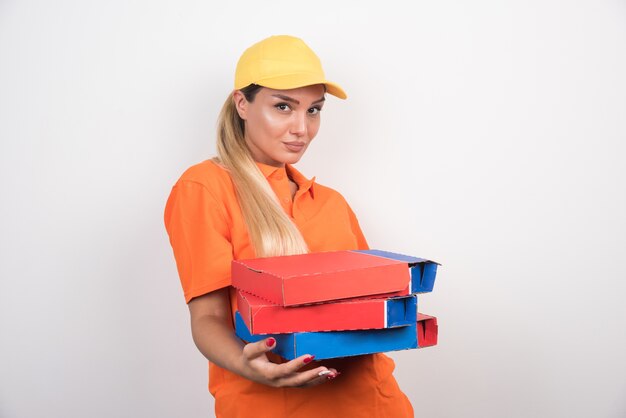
left=327, top=373, right=337, bottom=380
left=266, top=337, right=276, bottom=347
left=318, top=370, right=332, bottom=377
left=303, top=355, right=315, bottom=364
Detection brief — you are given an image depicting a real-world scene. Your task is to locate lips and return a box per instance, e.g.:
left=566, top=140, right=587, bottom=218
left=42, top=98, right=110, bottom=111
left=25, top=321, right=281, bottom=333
left=283, top=141, right=307, bottom=152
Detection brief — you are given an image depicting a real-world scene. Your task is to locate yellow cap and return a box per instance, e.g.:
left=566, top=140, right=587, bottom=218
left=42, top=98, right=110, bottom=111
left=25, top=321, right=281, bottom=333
left=234, top=35, right=347, bottom=99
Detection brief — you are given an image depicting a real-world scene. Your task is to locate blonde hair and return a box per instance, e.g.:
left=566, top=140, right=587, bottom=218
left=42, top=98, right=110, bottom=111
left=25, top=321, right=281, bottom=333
left=215, top=87, right=309, bottom=257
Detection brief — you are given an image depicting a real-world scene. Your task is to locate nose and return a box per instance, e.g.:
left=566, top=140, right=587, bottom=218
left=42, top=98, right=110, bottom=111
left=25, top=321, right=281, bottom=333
left=290, top=111, right=307, bottom=137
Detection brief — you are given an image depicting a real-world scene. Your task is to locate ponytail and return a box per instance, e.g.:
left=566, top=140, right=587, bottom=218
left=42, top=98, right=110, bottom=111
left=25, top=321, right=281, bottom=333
left=214, top=86, right=309, bottom=257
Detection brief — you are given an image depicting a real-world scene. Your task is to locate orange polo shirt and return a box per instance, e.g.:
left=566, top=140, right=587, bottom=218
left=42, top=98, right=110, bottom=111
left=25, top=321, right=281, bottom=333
left=164, top=160, right=413, bottom=418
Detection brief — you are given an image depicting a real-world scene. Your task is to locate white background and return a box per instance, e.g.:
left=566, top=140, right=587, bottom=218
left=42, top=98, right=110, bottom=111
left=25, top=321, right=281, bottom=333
left=1, top=1, right=625, bottom=417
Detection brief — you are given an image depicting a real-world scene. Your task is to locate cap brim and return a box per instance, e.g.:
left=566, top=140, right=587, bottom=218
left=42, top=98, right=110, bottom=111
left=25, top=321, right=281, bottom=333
left=323, top=82, right=348, bottom=100
left=252, top=73, right=347, bottom=99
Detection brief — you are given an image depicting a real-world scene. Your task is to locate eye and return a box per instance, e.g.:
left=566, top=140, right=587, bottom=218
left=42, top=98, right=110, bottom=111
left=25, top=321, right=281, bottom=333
left=308, top=106, right=322, bottom=115
left=275, top=103, right=291, bottom=112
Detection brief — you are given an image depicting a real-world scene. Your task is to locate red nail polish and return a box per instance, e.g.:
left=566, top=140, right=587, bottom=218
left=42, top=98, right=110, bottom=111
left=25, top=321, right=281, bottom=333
left=266, top=338, right=276, bottom=347
left=303, top=355, right=315, bottom=364
left=327, top=374, right=336, bottom=380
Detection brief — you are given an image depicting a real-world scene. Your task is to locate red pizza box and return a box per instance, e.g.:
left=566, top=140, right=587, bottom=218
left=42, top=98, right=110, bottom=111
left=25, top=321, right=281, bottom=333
left=237, top=290, right=417, bottom=334
left=232, top=250, right=411, bottom=306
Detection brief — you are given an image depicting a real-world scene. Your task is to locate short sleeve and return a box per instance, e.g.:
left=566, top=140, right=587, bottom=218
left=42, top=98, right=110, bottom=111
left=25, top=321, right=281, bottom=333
left=164, top=180, right=233, bottom=303
left=346, top=203, right=370, bottom=251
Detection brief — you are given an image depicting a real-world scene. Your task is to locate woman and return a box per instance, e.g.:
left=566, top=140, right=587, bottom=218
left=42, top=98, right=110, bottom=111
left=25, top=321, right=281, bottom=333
left=164, top=35, right=414, bottom=417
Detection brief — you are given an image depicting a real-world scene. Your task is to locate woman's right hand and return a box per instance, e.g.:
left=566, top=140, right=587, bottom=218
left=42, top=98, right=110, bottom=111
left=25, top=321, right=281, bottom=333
left=239, top=337, right=338, bottom=388
left=188, top=288, right=339, bottom=388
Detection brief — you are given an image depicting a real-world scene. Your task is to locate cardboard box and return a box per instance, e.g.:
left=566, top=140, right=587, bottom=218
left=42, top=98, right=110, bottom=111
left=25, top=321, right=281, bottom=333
left=232, top=250, right=411, bottom=306
left=235, top=311, right=438, bottom=360
left=237, top=290, right=417, bottom=334
left=355, top=250, right=439, bottom=293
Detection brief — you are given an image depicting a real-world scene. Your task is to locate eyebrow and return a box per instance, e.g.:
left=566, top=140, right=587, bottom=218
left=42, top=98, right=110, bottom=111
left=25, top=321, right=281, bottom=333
left=271, top=94, right=326, bottom=105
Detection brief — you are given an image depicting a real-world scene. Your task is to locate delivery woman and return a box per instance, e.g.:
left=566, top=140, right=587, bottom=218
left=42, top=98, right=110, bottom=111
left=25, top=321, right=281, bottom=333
left=164, top=35, right=414, bottom=417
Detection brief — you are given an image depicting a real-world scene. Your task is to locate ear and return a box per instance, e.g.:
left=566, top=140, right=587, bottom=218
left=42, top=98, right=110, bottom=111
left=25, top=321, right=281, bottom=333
left=232, top=90, right=249, bottom=120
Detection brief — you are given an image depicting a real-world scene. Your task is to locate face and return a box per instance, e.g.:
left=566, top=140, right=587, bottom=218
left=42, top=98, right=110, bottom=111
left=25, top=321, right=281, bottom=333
left=233, top=84, right=326, bottom=167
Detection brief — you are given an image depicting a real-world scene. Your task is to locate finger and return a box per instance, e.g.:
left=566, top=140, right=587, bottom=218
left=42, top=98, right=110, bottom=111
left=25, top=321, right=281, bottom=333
left=276, top=354, right=317, bottom=375
left=302, top=367, right=342, bottom=387
left=303, top=368, right=341, bottom=388
left=316, top=367, right=340, bottom=381
left=280, top=366, right=334, bottom=387
left=242, top=337, right=276, bottom=361
left=327, top=368, right=340, bottom=380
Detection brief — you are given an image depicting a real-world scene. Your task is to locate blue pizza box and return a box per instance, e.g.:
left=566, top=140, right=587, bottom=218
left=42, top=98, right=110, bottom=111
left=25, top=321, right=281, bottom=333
left=354, top=249, right=440, bottom=293
left=234, top=310, right=436, bottom=360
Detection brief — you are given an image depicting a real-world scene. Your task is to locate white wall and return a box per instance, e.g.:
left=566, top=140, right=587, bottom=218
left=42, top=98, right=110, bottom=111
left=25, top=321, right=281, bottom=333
left=1, top=1, right=625, bottom=417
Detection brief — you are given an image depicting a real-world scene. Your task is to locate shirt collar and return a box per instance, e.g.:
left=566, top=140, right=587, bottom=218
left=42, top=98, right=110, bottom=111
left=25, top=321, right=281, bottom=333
left=255, top=162, right=316, bottom=198
left=255, top=161, right=285, bottom=179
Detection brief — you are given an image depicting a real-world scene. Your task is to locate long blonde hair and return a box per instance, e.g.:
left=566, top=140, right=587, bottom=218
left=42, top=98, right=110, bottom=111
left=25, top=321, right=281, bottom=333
left=215, top=85, right=309, bottom=257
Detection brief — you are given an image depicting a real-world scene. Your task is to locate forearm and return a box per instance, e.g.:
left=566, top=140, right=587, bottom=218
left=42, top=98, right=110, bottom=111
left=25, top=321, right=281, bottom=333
left=187, top=289, right=336, bottom=387
left=190, top=312, right=247, bottom=375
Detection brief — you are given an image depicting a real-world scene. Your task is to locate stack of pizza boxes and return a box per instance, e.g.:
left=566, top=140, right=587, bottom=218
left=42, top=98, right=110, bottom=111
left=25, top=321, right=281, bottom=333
left=232, top=249, right=440, bottom=360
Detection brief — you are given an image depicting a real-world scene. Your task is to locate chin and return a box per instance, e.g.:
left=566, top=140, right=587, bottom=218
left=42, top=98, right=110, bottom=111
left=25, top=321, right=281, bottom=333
left=280, top=153, right=305, bottom=165
left=285, top=156, right=304, bottom=165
